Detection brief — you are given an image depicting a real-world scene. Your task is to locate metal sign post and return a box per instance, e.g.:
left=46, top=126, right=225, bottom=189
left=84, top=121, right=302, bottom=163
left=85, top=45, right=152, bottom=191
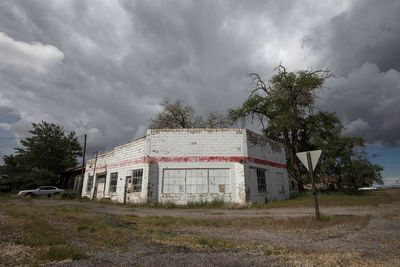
left=296, top=150, right=322, bottom=220
left=306, top=152, right=320, bottom=220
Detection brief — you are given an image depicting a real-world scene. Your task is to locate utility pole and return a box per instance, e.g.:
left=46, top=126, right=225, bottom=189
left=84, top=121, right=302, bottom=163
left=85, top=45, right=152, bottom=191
left=307, top=151, right=320, bottom=220
left=79, top=134, right=87, bottom=195
left=91, top=151, right=98, bottom=200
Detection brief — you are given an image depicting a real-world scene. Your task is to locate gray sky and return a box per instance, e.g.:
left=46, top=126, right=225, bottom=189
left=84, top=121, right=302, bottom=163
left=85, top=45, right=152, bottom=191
left=1, top=0, right=400, bottom=182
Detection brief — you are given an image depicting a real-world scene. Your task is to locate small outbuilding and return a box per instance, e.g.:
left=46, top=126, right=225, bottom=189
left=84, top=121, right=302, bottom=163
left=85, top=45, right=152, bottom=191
left=81, top=128, right=290, bottom=205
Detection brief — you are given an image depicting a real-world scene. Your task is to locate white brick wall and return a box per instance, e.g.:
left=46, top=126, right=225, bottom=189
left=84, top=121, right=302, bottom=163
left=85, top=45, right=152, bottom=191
left=81, top=128, right=290, bottom=204
left=147, top=128, right=245, bottom=158
left=147, top=129, right=246, bottom=204
left=244, top=130, right=290, bottom=201
left=82, top=138, right=148, bottom=202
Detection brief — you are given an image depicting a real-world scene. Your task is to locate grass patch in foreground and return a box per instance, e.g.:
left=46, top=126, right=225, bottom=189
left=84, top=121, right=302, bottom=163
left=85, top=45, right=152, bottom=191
left=252, top=189, right=400, bottom=209
left=146, top=231, right=239, bottom=251
left=18, top=217, right=65, bottom=247
left=36, top=245, right=85, bottom=261
left=127, top=214, right=370, bottom=232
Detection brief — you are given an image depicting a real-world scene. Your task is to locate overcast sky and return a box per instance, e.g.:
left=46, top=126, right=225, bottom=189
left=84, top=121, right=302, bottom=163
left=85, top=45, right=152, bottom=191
left=0, top=0, right=399, bottom=185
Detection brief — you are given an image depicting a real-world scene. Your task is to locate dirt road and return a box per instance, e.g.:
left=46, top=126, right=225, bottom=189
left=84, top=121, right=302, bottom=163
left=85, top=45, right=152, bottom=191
left=2, top=191, right=400, bottom=266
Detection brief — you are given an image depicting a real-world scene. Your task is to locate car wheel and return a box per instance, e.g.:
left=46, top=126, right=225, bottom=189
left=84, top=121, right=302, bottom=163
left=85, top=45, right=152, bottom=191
left=47, top=194, right=51, bottom=198
left=25, top=193, right=32, bottom=197
left=31, top=193, right=35, bottom=198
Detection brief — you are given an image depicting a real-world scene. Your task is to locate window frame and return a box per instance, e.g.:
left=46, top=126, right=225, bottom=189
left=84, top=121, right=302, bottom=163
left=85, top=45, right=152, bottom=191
left=87, top=175, right=94, bottom=192
left=162, top=168, right=231, bottom=194
left=109, top=172, right=118, bottom=193
left=132, top=169, right=143, bottom=192
left=256, top=169, right=267, bottom=193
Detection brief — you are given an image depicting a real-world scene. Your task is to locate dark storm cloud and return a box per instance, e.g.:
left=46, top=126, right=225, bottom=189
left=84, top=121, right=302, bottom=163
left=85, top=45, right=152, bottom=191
left=319, top=63, right=400, bottom=146
left=0, top=0, right=399, bottom=159
left=303, top=0, right=400, bottom=75
left=307, top=0, right=400, bottom=146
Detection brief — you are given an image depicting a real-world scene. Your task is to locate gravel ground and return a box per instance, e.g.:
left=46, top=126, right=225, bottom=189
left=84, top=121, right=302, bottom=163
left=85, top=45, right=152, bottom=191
left=4, top=192, right=400, bottom=266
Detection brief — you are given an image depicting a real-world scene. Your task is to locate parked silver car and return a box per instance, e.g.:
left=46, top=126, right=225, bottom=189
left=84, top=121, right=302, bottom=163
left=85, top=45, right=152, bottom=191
left=18, top=186, right=65, bottom=197
left=359, top=186, right=377, bottom=191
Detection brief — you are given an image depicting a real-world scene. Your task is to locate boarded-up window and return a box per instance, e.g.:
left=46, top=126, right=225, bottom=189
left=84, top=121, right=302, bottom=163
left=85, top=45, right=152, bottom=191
left=109, top=172, right=118, bottom=192
left=87, top=175, right=94, bottom=192
left=132, top=169, right=143, bottom=192
left=257, top=169, right=267, bottom=193
left=163, top=169, right=230, bottom=194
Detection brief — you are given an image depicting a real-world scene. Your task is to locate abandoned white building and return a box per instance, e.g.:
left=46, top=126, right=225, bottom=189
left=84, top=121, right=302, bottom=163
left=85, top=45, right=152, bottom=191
left=81, top=128, right=290, bottom=204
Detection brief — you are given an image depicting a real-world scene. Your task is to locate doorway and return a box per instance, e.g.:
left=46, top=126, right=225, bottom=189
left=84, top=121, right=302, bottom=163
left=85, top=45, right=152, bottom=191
left=95, top=174, right=106, bottom=199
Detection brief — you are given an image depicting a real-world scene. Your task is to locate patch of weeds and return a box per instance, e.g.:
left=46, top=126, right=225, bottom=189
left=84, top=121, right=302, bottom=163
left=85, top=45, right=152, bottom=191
left=250, top=190, right=400, bottom=209
left=186, top=198, right=225, bottom=208
left=147, top=232, right=236, bottom=251
left=103, top=215, right=137, bottom=229
left=384, top=214, right=400, bottom=220
left=57, top=207, right=70, bottom=213
left=61, top=191, right=80, bottom=199
left=77, top=225, right=89, bottom=232
left=2, top=206, right=29, bottom=218
left=158, top=229, right=178, bottom=238
left=189, top=218, right=223, bottom=228
left=0, top=193, right=14, bottom=202
left=56, top=206, right=87, bottom=214
left=194, top=236, right=234, bottom=249
left=142, top=216, right=179, bottom=227
left=18, top=217, right=65, bottom=247
left=36, top=245, right=85, bottom=261
left=264, top=245, right=288, bottom=256
left=159, top=201, right=177, bottom=208
left=315, top=214, right=331, bottom=222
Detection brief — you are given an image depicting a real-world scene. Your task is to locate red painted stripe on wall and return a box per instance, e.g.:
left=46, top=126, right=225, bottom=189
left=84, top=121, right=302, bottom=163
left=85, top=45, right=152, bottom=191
left=85, top=156, right=286, bottom=173
left=248, top=157, right=287, bottom=169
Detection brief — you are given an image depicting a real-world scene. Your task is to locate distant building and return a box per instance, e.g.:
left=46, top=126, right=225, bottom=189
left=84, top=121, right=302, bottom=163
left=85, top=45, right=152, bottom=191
left=59, top=166, right=84, bottom=193
left=81, top=128, right=290, bottom=205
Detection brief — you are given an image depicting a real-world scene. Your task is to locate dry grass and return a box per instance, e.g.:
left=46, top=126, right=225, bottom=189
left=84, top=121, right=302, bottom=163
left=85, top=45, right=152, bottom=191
left=251, top=189, right=400, bottom=209
left=0, top=200, right=371, bottom=264
left=384, top=213, right=400, bottom=220
left=274, top=249, right=400, bottom=266
left=0, top=190, right=398, bottom=265
left=123, top=214, right=371, bottom=233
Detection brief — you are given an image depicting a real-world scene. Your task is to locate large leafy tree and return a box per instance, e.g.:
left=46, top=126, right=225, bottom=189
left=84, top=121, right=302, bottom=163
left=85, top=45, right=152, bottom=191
left=229, top=66, right=383, bottom=190
left=0, top=121, right=82, bottom=189
left=149, top=98, right=231, bottom=129
left=229, top=65, right=332, bottom=189
left=304, top=112, right=383, bottom=188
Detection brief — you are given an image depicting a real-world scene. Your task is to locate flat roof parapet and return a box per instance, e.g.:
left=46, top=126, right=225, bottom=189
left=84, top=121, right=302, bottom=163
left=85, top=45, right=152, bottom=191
left=147, top=128, right=244, bottom=134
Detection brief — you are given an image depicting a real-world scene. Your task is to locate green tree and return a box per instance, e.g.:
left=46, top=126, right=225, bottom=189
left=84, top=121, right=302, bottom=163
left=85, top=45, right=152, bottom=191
left=341, top=142, right=384, bottom=188
left=229, top=66, right=383, bottom=191
left=229, top=65, right=332, bottom=190
left=0, top=121, right=82, bottom=189
left=149, top=98, right=231, bottom=129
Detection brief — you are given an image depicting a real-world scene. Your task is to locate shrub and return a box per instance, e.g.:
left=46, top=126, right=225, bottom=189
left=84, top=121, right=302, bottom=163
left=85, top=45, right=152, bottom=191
left=61, top=190, right=80, bottom=199
left=36, top=245, right=85, bottom=261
